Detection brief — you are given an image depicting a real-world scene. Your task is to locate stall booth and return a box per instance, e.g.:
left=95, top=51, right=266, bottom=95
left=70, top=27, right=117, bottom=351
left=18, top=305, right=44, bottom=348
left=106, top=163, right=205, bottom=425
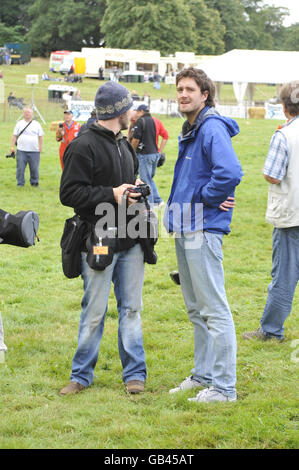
left=120, top=71, right=145, bottom=83
left=48, top=85, right=77, bottom=103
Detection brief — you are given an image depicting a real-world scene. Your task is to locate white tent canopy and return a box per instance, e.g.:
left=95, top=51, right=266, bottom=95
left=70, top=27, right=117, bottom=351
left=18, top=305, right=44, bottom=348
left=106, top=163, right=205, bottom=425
left=198, top=49, right=299, bottom=105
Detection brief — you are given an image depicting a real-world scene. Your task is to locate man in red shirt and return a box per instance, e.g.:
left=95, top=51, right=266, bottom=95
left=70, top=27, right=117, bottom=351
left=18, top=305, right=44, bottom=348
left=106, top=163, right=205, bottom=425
left=152, top=116, right=168, bottom=156
left=151, top=116, right=168, bottom=207
left=56, top=110, right=81, bottom=170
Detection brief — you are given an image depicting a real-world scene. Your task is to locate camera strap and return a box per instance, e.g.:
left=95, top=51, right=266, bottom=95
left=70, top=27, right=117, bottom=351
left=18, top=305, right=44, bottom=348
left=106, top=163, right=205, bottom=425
left=16, top=120, right=33, bottom=142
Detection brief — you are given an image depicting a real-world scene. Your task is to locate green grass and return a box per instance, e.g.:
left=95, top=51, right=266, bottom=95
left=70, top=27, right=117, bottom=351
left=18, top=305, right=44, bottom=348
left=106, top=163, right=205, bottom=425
left=0, top=60, right=298, bottom=450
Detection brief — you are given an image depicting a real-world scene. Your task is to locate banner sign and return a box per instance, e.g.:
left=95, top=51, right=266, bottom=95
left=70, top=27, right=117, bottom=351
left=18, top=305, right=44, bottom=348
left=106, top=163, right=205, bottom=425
left=70, top=100, right=94, bottom=121
left=265, top=103, right=285, bottom=120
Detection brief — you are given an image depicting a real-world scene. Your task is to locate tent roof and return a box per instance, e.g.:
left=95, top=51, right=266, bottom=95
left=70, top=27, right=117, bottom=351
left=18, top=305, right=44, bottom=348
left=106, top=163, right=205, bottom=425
left=198, top=49, right=299, bottom=84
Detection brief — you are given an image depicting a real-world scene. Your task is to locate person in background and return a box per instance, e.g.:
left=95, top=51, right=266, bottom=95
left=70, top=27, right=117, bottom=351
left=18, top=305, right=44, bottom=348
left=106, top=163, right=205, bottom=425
left=56, top=110, right=80, bottom=170
left=131, top=104, right=161, bottom=206
left=41, top=72, right=49, bottom=80
left=10, top=107, right=44, bottom=187
left=243, top=81, right=299, bottom=342
left=7, top=91, right=16, bottom=106
left=131, top=90, right=140, bottom=101
left=128, top=104, right=168, bottom=207
left=62, top=90, right=72, bottom=110
left=142, top=91, right=151, bottom=108
left=72, top=90, right=81, bottom=101
left=151, top=115, right=168, bottom=207
left=98, top=66, right=104, bottom=80
left=78, top=109, right=97, bottom=135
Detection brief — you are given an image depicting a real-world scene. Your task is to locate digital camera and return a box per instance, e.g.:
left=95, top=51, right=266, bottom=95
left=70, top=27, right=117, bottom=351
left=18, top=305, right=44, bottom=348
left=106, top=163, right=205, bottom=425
left=128, top=183, right=151, bottom=200
left=6, top=151, right=15, bottom=159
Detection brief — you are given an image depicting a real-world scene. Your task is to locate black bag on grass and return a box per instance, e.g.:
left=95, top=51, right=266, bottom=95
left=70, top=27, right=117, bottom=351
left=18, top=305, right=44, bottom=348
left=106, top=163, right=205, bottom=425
left=0, top=209, right=39, bottom=247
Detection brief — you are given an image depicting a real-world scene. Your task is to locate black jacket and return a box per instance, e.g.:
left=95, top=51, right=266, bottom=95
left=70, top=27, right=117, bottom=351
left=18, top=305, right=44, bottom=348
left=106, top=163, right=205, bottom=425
left=60, top=123, right=139, bottom=252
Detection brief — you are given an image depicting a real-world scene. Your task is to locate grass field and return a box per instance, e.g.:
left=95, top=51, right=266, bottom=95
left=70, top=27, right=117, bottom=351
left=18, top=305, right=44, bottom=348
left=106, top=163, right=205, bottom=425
left=0, top=60, right=298, bottom=450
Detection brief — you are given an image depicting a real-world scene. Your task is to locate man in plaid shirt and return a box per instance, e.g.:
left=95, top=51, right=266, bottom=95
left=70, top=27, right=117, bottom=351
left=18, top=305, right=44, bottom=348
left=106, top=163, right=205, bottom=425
left=244, top=82, right=299, bottom=342
left=263, top=128, right=289, bottom=182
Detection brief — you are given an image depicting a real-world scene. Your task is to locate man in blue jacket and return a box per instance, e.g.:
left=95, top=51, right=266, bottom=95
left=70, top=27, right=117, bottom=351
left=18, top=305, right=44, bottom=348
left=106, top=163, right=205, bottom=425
left=164, top=67, right=243, bottom=402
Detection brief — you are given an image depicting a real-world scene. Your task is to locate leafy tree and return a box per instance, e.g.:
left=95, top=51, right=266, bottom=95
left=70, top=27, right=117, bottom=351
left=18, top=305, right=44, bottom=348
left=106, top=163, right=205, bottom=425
left=243, top=0, right=288, bottom=50
left=26, top=0, right=106, bottom=56
left=59, top=0, right=106, bottom=48
left=205, top=0, right=248, bottom=51
left=0, top=0, right=33, bottom=35
left=101, top=0, right=196, bottom=55
left=0, top=22, right=23, bottom=45
left=189, top=0, right=225, bottom=55
left=279, top=23, right=299, bottom=51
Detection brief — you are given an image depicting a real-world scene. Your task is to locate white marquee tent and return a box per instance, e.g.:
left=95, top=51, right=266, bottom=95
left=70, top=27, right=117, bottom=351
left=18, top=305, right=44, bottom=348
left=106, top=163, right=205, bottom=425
left=198, top=49, right=299, bottom=105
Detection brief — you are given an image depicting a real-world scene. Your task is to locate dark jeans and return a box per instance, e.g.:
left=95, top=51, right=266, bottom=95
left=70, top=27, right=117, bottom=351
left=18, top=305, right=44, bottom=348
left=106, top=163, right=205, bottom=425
left=16, top=150, right=40, bottom=186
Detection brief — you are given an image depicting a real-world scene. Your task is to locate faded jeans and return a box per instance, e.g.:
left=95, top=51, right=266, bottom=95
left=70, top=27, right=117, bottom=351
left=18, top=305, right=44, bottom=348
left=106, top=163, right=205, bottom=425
left=137, top=153, right=162, bottom=205
left=71, top=243, right=147, bottom=387
left=175, top=231, right=237, bottom=398
left=261, top=226, right=299, bottom=340
left=16, top=150, right=40, bottom=186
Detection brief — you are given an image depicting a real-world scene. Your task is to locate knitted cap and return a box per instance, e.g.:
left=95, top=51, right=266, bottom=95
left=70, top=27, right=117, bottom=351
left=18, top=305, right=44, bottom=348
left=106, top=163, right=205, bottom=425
left=94, top=82, right=133, bottom=120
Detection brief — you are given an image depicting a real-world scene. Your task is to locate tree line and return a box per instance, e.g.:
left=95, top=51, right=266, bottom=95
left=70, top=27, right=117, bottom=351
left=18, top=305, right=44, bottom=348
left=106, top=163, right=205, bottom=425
left=0, top=0, right=298, bottom=57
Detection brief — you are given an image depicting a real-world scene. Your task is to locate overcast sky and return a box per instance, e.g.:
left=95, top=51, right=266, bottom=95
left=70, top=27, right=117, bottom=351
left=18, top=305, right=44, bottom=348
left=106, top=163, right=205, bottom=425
left=265, top=0, right=299, bottom=26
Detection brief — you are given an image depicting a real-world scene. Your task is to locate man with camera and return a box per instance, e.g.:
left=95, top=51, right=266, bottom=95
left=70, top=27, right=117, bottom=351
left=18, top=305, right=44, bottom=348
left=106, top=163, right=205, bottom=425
left=10, top=107, right=44, bottom=187
left=59, top=81, right=148, bottom=396
left=56, top=109, right=80, bottom=170
left=164, top=67, right=243, bottom=403
left=131, top=104, right=162, bottom=206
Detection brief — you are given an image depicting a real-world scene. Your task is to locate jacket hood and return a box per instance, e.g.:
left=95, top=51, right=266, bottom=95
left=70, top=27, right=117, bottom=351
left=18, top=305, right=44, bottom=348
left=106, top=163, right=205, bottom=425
left=181, top=106, right=239, bottom=140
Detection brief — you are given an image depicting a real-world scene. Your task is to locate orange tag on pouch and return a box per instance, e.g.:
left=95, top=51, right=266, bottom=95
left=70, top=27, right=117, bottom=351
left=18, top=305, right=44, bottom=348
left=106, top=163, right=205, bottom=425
left=93, top=245, right=109, bottom=255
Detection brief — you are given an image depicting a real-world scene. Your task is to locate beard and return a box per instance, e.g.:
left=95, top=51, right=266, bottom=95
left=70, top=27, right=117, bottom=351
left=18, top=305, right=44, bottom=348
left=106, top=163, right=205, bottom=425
left=119, top=112, right=130, bottom=131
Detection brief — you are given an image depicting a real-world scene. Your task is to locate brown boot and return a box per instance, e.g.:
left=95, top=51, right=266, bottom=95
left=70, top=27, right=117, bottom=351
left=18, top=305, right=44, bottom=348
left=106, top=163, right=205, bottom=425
left=60, top=381, right=85, bottom=396
left=126, top=380, right=145, bottom=394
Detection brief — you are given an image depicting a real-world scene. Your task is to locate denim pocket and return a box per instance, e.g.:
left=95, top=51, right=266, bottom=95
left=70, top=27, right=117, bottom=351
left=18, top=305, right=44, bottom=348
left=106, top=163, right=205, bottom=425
left=203, top=231, right=223, bottom=260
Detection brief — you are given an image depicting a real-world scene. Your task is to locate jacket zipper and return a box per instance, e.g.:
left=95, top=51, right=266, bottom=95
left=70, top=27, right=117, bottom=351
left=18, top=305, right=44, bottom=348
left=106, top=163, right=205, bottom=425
left=116, top=141, right=122, bottom=158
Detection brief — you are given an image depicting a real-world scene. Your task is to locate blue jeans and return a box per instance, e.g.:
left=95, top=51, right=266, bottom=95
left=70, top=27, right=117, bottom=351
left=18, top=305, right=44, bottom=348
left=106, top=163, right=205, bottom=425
left=175, top=231, right=237, bottom=398
left=16, top=150, right=40, bottom=186
left=261, top=227, right=299, bottom=340
left=71, top=243, right=147, bottom=387
left=137, top=153, right=162, bottom=205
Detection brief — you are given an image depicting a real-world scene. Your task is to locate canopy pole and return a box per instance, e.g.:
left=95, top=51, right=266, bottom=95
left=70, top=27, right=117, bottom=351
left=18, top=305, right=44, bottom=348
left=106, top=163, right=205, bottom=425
left=247, top=83, right=255, bottom=106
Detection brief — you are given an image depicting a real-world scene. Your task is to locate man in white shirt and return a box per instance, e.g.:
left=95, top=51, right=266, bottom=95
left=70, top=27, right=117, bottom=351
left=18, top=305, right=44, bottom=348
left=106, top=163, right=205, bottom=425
left=10, top=108, right=44, bottom=187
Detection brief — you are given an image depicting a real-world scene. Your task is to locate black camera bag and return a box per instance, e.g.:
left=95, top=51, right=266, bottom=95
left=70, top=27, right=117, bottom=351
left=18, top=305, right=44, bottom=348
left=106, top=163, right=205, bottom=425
left=136, top=200, right=158, bottom=265
left=157, top=153, right=166, bottom=167
left=60, top=214, right=86, bottom=278
left=0, top=209, right=39, bottom=247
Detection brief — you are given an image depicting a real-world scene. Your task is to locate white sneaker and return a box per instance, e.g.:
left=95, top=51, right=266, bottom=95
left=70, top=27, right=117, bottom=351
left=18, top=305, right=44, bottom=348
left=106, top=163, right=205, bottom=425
left=188, top=387, right=237, bottom=402
left=169, top=376, right=205, bottom=394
